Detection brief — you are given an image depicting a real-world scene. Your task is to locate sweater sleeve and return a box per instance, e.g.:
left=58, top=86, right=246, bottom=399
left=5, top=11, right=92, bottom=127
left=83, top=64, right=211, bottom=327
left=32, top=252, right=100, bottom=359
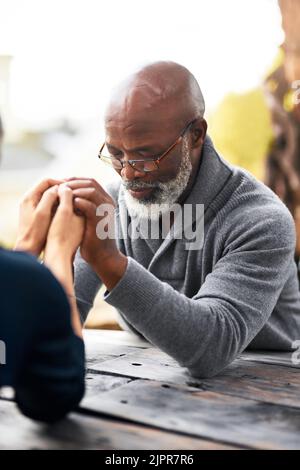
left=74, top=250, right=103, bottom=324
left=73, top=177, right=121, bottom=324
left=103, top=203, right=297, bottom=378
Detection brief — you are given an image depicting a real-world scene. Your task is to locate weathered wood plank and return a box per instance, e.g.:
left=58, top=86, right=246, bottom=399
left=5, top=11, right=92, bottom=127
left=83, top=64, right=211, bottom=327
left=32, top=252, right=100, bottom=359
left=85, top=343, right=141, bottom=368
left=87, top=348, right=300, bottom=409
left=0, top=400, right=237, bottom=450
left=84, top=330, right=150, bottom=368
left=85, top=372, right=132, bottom=396
left=82, top=379, right=300, bottom=450
left=240, top=351, right=300, bottom=369
left=2, top=329, right=299, bottom=450
left=189, top=360, right=300, bottom=409
left=83, top=329, right=300, bottom=369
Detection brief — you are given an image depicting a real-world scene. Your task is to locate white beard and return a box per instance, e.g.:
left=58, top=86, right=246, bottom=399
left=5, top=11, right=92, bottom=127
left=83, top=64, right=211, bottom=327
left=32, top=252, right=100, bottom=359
left=123, top=135, right=192, bottom=221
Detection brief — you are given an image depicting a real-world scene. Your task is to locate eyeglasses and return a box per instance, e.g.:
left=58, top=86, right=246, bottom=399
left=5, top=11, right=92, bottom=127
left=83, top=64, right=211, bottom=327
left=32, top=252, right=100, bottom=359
left=98, top=118, right=197, bottom=174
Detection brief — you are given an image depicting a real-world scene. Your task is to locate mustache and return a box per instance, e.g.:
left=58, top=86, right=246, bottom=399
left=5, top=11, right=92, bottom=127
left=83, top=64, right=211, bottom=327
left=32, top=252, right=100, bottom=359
left=122, top=180, right=160, bottom=191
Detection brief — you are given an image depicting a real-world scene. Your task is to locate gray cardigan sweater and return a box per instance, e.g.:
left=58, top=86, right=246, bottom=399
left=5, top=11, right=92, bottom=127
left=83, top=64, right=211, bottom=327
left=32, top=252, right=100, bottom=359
left=74, top=136, right=300, bottom=377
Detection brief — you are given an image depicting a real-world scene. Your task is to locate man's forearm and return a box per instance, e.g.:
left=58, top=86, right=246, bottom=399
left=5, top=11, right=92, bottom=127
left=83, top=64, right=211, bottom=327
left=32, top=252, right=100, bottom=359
left=101, top=253, right=290, bottom=378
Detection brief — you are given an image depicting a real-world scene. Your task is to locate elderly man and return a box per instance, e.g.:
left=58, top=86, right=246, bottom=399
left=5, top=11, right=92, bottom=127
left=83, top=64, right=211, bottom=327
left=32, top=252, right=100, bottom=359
left=70, top=61, right=300, bottom=378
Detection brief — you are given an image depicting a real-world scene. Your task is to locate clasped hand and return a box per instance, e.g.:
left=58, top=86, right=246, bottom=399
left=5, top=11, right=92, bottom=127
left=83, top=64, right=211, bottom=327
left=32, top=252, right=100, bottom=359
left=14, top=177, right=121, bottom=270
left=14, top=177, right=127, bottom=326
left=15, top=179, right=85, bottom=263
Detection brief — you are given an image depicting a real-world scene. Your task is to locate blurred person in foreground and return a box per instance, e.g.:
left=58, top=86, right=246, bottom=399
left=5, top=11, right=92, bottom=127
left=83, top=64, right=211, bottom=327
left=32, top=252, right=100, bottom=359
left=69, top=61, right=300, bottom=378
left=0, top=113, right=85, bottom=422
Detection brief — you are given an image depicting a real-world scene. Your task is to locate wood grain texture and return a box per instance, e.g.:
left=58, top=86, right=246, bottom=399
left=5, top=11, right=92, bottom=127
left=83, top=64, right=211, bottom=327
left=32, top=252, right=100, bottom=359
left=240, top=351, right=300, bottom=369
left=83, top=379, right=300, bottom=450
left=0, top=401, right=237, bottom=450
left=88, top=348, right=300, bottom=408
left=1, top=329, right=299, bottom=450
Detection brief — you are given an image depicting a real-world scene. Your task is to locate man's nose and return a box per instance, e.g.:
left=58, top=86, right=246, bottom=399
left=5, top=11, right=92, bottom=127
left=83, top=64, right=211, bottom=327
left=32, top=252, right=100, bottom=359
left=120, top=162, right=144, bottom=180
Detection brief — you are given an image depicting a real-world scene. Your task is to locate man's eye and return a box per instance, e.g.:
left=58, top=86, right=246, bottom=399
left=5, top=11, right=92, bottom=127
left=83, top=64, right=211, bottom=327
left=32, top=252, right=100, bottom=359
left=110, top=152, right=122, bottom=159
left=137, top=152, right=156, bottom=160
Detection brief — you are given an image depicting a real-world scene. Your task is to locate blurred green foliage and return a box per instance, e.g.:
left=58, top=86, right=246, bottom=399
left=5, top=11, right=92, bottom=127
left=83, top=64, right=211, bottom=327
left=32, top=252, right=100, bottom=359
left=208, top=87, right=274, bottom=180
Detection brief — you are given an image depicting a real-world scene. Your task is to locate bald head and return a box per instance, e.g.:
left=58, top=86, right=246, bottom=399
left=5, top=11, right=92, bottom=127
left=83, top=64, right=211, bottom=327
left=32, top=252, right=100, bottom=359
left=105, top=61, right=205, bottom=131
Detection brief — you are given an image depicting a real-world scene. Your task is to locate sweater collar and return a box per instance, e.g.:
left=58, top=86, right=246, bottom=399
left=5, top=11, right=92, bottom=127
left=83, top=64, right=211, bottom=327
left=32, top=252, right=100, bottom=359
left=117, top=135, right=233, bottom=257
left=181, top=135, right=233, bottom=213
left=118, top=135, right=232, bottom=214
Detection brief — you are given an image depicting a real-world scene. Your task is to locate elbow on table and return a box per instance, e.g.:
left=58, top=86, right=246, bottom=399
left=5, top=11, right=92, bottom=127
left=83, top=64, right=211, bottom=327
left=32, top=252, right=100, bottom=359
left=186, top=351, right=237, bottom=379
left=187, top=363, right=223, bottom=379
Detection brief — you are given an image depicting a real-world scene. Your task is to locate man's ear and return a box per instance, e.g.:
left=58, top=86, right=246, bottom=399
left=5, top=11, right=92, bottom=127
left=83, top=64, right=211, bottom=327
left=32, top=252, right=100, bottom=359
left=191, top=118, right=207, bottom=149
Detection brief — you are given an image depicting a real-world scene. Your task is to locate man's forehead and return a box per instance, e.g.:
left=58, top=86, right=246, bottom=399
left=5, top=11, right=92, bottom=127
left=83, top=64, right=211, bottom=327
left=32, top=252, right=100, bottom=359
left=105, top=100, right=183, bottom=140
left=106, top=97, right=177, bottom=125
left=104, top=115, right=182, bottom=147
left=106, top=113, right=169, bottom=131
left=105, top=76, right=184, bottom=127
left=105, top=120, right=166, bottom=149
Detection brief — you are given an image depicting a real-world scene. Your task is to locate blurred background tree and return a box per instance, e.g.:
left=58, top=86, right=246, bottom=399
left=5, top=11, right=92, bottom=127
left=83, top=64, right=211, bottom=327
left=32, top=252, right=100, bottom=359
left=209, top=88, right=273, bottom=180
left=209, top=0, right=300, bottom=265
left=264, top=0, right=300, bottom=260
left=0, top=0, right=298, bottom=327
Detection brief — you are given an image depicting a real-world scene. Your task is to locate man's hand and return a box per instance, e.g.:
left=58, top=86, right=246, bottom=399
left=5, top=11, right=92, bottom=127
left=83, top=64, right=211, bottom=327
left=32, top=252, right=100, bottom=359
left=65, top=177, right=127, bottom=290
left=64, top=177, right=118, bottom=266
left=15, top=178, right=62, bottom=256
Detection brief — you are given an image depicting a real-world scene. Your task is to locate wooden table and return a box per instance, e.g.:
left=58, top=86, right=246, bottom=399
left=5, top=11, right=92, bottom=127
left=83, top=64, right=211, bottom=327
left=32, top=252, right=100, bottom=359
left=1, top=329, right=300, bottom=450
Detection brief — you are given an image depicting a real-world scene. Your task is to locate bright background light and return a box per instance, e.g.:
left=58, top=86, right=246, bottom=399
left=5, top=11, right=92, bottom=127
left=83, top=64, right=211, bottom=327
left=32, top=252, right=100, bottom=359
left=0, top=0, right=285, bottom=326
left=0, top=0, right=283, bottom=128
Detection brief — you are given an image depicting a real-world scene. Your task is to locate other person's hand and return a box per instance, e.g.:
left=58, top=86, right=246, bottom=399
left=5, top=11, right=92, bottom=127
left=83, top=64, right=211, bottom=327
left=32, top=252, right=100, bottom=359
left=45, top=184, right=85, bottom=264
left=44, top=185, right=85, bottom=338
left=15, top=179, right=62, bottom=256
